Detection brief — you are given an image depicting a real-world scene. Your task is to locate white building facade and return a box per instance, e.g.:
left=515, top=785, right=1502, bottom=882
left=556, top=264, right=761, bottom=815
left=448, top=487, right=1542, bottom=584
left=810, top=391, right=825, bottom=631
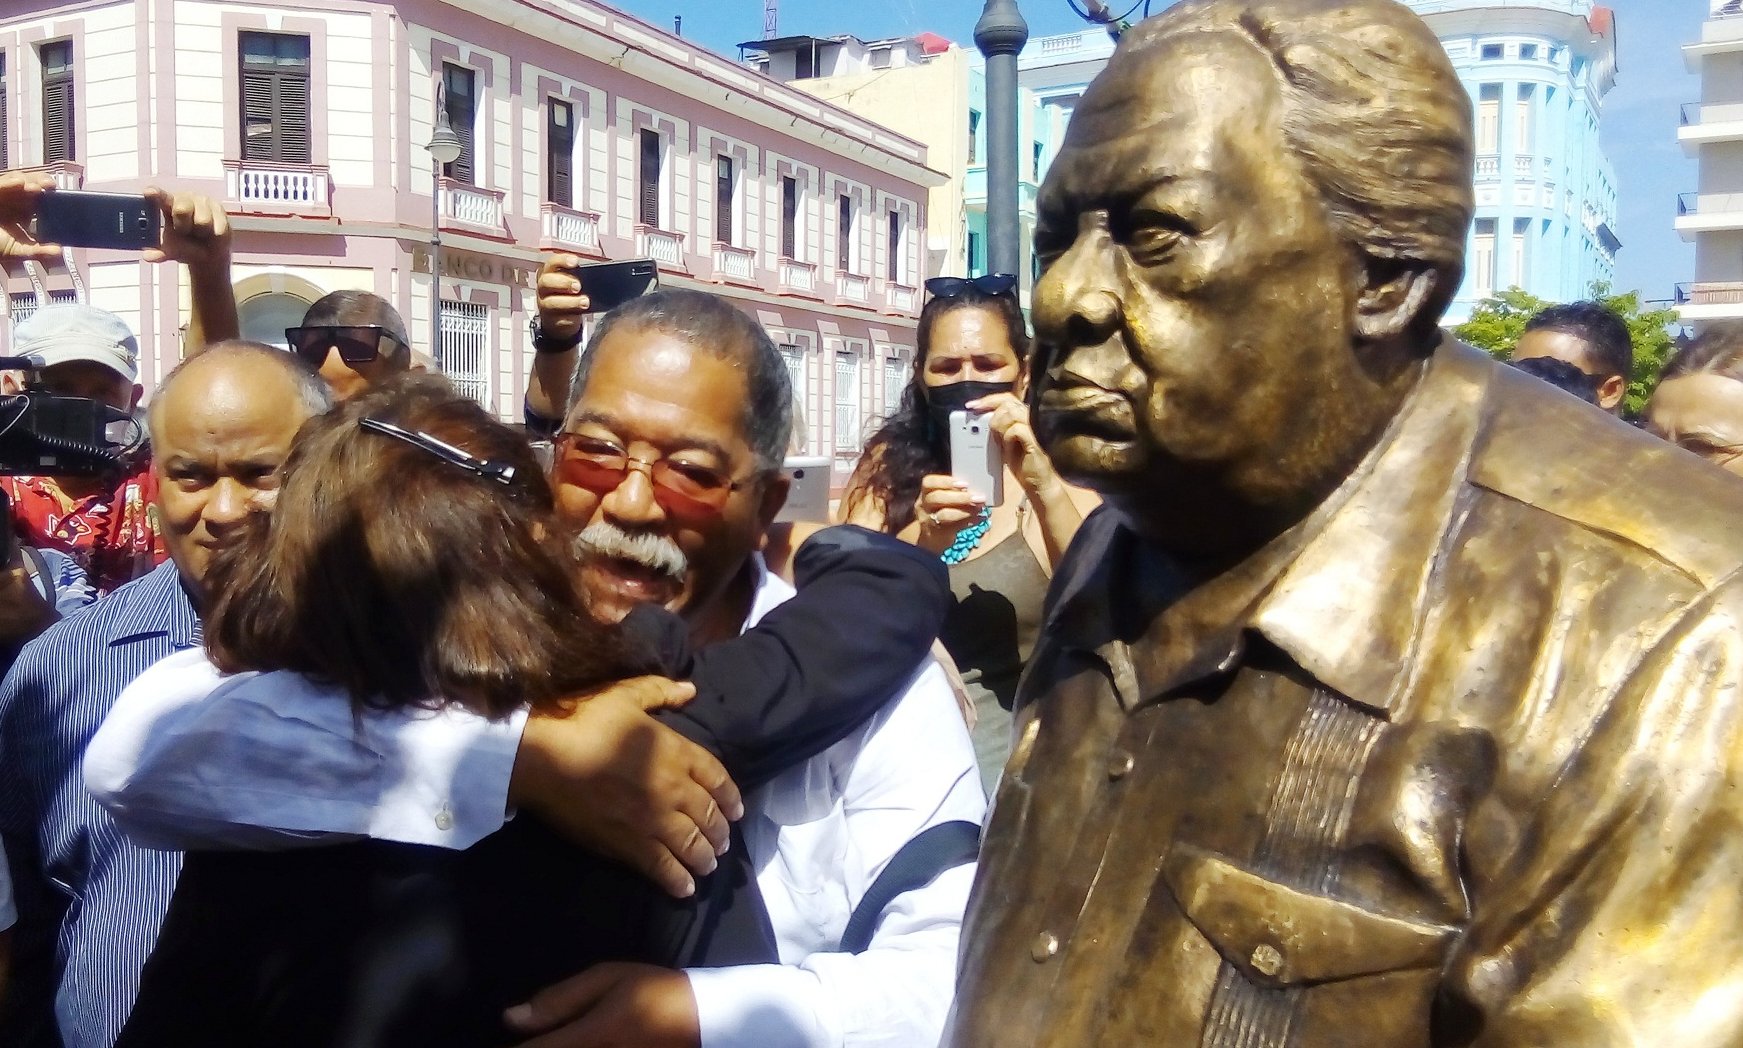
left=0, top=0, right=945, bottom=486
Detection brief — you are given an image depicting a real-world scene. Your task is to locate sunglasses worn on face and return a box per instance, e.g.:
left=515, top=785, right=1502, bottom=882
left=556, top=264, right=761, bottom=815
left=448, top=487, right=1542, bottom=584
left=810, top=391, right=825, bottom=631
left=924, top=274, right=1018, bottom=299
left=359, top=416, right=519, bottom=487
left=552, top=433, right=748, bottom=521
left=285, top=326, right=405, bottom=367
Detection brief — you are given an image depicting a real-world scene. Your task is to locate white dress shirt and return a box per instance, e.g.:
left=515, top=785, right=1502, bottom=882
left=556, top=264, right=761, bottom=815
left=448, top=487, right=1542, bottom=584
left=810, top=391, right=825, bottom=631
left=85, top=559, right=984, bottom=1048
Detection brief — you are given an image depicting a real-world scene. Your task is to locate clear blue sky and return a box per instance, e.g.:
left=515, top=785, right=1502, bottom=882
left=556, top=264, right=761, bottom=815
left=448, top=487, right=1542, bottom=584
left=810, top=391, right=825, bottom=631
left=616, top=0, right=1702, bottom=305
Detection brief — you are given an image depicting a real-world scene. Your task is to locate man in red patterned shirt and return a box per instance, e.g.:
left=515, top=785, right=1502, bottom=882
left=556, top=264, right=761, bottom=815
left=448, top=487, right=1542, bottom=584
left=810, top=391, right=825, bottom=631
left=1, top=304, right=162, bottom=594
left=0, top=173, right=239, bottom=595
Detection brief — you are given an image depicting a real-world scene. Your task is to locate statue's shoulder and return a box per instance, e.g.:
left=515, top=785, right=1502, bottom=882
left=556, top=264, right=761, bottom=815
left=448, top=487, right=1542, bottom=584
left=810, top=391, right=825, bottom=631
left=1460, top=343, right=1743, bottom=591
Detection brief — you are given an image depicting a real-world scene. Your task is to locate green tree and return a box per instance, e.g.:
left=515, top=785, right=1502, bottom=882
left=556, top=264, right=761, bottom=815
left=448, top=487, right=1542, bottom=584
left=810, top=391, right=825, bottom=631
left=1453, top=282, right=1680, bottom=415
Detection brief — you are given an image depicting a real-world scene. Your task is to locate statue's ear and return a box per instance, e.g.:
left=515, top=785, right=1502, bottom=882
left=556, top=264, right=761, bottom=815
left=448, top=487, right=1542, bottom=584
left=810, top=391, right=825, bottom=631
left=1353, top=259, right=1438, bottom=342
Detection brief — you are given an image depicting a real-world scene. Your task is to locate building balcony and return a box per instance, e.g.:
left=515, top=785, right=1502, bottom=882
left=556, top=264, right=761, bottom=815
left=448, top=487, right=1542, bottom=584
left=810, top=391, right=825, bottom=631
left=1677, top=192, right=1743, bottom=237
left=1676, top=280, right=1743, bottom=322
left=1475, top=154, right=1499, bottom=181
left=635, top=225, right=686, bottom=270
left=1679, top=101, right=1743, bottom=152
left=712, top=243, right=757, bottom=284
left=223, top=160, right=332, bottom=218
left=14, top=161, right=84, bottom=190
left=884, top=281, right=918, bottom=315
left=836, top=271, right=872, bottom=307
left=539, top=203, right=601, bottom=255
left=437, top=178, right=507, bottom=237
left=1687, top=8, right=1743, bottom=70
left=777, top=258, right=818, bottom=296
left=963, top=166, right=1040, bottom=218
left=1513, top=154, right=1536, bottom=179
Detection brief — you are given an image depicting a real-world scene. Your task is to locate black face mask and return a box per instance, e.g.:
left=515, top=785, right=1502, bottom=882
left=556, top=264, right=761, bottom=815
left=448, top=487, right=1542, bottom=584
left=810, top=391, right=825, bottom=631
left=924, top=380, right=1016, bottom=453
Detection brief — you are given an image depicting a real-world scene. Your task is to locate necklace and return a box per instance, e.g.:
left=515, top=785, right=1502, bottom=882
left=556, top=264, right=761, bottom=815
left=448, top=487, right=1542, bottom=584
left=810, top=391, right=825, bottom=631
left=941, top=507, right=991, bottom=566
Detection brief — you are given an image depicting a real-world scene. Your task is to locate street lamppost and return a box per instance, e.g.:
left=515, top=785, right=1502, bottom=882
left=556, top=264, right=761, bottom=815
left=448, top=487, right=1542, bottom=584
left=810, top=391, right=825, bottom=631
left=975, top=0, right=1029, bottom=280
left=424, top=97, right=464, bottom=363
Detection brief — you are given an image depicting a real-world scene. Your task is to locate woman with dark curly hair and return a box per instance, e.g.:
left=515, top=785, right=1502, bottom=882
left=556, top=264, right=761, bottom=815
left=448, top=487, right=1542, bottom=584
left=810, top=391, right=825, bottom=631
left=840, top=275, right=1097, bottom=789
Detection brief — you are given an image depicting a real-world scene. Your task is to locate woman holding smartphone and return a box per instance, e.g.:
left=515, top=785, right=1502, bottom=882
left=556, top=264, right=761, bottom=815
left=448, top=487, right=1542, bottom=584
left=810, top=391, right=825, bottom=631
left=840, top=274, right=1098, bottom=791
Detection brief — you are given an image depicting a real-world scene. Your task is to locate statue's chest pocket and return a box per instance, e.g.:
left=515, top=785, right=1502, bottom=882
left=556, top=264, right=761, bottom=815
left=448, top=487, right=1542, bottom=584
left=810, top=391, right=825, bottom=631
left=1161, top=844, right=1458, bottom=988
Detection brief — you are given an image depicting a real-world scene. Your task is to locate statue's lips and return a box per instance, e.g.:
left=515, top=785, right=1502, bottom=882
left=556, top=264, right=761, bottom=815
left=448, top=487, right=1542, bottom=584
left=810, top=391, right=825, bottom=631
left=1039, top=385, right=1138, bottom=440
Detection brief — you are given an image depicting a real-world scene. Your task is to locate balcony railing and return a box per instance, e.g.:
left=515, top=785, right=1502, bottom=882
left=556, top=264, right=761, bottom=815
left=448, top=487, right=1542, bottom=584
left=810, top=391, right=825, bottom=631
left=438, top=178, right=506, bottom=234
left=885, top=282, right=918, bottom=314
left=15, top=161, right=84, bottom=190
left=1475, top=154, right=1499, bottom=181
left=1513, top=154, right=1536, bottom=179
left=837, top=272, right=871, bottom=306
left=636, top=225, right=686, bottom=269
left=778, top=258, right=818, bottom=295
left=1677, top=281, right=1743, bottom=305
left=224, top=160, right=331, bottom=216
left=713, top=243, right=756, bottom=283
left=540, top=203, right=600, bottom=253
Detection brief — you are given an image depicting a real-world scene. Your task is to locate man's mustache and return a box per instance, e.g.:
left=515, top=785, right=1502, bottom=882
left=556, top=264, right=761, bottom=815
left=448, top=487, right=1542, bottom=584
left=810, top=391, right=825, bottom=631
left=572, top=521, right=688, bottom=582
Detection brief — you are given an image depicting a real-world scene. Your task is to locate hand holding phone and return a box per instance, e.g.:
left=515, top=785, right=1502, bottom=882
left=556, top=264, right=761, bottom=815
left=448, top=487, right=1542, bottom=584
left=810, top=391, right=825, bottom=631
left=948, top=409, right=1004, bottom=507
left=571, top=258, right=659, bottom=315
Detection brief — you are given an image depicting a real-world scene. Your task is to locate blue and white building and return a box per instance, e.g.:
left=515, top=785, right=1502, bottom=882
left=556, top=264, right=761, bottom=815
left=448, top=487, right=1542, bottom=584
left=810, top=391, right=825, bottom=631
left=1406, top=0, right=1620, bottom=322
left=1677, top=0, right=1743, bottom=326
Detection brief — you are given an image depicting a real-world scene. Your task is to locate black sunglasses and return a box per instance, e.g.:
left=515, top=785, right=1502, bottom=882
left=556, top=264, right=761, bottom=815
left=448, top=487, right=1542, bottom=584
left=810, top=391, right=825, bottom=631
left=925, top=274, right=1018, bottom=299
left=358, top=416, right=519, bottom=487
left=285, top=326, right=406, bottom=366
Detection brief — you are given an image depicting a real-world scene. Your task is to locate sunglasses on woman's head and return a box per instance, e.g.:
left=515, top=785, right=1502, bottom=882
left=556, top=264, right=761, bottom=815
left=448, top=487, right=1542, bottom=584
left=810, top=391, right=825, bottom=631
left=924, top=274, right=1018, bottom=299
left=358, top=416, right=519, bottom=487
left=551, top=432, right=747, bottom=523
left=285, top=326, right=406, bottom=367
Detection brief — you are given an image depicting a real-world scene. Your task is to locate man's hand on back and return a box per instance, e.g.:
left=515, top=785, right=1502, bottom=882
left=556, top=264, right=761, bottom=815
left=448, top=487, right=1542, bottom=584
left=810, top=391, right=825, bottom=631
left=505, top=962, right=700, bottom=1048
left=508, top=675, right=743, bottom=899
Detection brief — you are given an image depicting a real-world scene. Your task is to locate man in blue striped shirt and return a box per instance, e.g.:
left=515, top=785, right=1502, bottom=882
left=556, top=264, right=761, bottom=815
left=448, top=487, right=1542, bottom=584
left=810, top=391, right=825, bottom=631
left=0, top=343, right=331, bottom=1048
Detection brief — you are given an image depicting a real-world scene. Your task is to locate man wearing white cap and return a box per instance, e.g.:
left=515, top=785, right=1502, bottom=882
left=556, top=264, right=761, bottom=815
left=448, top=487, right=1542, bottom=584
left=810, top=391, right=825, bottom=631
left=0, top=172, right=236, bottom=595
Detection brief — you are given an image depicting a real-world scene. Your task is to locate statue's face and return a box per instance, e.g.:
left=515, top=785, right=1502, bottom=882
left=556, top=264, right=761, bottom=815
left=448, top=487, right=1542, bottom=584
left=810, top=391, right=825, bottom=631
left=1031, top=33, right=1376, bottom=534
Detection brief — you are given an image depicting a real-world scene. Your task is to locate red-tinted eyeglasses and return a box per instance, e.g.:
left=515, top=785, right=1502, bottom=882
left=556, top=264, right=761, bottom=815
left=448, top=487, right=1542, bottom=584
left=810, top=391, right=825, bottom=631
left=552, top=433, right=751, bottom=521
left=284, top=326, right=406, bottom=367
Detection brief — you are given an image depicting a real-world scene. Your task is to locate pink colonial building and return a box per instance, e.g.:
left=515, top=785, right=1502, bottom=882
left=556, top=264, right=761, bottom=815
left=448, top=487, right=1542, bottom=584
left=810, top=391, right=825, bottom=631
left=0, top=0, right=943, bottom=483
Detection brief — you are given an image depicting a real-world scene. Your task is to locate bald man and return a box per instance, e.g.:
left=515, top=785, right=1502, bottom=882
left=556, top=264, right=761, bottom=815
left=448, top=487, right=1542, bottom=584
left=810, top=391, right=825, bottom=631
left=0, top=342, right=331, bottom=1048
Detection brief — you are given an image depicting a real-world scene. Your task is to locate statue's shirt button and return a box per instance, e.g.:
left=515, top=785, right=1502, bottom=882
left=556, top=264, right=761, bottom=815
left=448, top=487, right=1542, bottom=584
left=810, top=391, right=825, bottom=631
left=1107, top=750, right=1134, bottom=780
left=1032, top=932, right=1060, bottom=962
left=1250, top=942, right=1285, bottom=979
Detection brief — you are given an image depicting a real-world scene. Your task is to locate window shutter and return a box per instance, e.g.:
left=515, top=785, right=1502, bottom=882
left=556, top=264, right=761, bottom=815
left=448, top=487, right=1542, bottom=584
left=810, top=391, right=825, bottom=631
left=0, top=61, right=8, bottom=171
left=278, top=71, right=311, bottom=164
left=638, top=128, right=661, bottom=228
left=42, top=80, right=74, bottom=164
left=443, top=66, right=475, bottom=185
left=547, top=101, right=573, bottom=207
left=782, top=177, right=798, bottom=260
left=240, top=70, right=278, bottom=161
left=715, top=155, right=733, bottom=246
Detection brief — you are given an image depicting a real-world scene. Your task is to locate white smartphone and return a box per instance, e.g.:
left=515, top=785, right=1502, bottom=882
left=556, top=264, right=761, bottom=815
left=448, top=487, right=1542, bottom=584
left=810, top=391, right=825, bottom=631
left=776, top=455, right=831, bottom=523
left=949, top=409, right=1004, bottom=507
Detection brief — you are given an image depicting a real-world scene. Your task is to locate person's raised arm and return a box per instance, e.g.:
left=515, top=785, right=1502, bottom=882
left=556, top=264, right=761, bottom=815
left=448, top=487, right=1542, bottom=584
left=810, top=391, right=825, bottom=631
left=525, top=253, right=589, bottom=434
left=143, top=188, right=237, bottom=355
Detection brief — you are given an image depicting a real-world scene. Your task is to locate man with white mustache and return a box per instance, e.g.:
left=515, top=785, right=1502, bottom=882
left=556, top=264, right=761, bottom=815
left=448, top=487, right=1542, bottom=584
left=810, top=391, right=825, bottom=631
left=90, top=288, right=982, bottom=1048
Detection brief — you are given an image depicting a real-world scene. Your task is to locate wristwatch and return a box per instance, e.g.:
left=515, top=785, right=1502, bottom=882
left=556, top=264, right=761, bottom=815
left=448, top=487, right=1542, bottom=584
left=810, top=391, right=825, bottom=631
left=529, top=317, right=584, bottom=355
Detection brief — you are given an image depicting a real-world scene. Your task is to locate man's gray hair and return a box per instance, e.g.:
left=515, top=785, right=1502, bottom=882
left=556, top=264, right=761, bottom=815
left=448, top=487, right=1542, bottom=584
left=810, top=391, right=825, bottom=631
left=572, top=289, right=793, bottom=471
left=147, top=340, right=334, bottom=440
left=1124, top=0, right=1475, bottom=333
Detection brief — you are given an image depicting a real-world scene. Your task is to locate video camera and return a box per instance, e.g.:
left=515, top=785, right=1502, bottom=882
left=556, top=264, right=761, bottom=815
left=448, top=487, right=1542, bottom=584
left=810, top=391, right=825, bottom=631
left=0, top=356, right=141, bottom=478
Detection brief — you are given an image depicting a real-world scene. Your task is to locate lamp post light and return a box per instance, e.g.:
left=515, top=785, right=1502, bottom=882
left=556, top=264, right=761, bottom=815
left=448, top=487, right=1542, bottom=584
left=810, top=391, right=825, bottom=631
left=974, top=0, right=1029, bottom=280
left=424, top=98, right=464, bottom=363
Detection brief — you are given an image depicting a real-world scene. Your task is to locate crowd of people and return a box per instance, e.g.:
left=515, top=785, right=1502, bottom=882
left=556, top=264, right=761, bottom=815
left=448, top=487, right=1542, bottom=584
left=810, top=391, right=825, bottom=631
left=3, top=0, right=1743, bottom=1042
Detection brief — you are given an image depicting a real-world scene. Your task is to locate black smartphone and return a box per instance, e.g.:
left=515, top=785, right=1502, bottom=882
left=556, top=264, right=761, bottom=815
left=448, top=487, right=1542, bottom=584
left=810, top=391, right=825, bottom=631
left=35, top=191, right=161, bottom=251
left=573, top=258, right=659, bottom=314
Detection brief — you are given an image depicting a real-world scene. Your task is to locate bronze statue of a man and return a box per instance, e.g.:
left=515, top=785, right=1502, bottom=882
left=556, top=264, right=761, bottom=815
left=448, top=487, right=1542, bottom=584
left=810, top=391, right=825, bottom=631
left=946, top=1, right=1743, bottom=1045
